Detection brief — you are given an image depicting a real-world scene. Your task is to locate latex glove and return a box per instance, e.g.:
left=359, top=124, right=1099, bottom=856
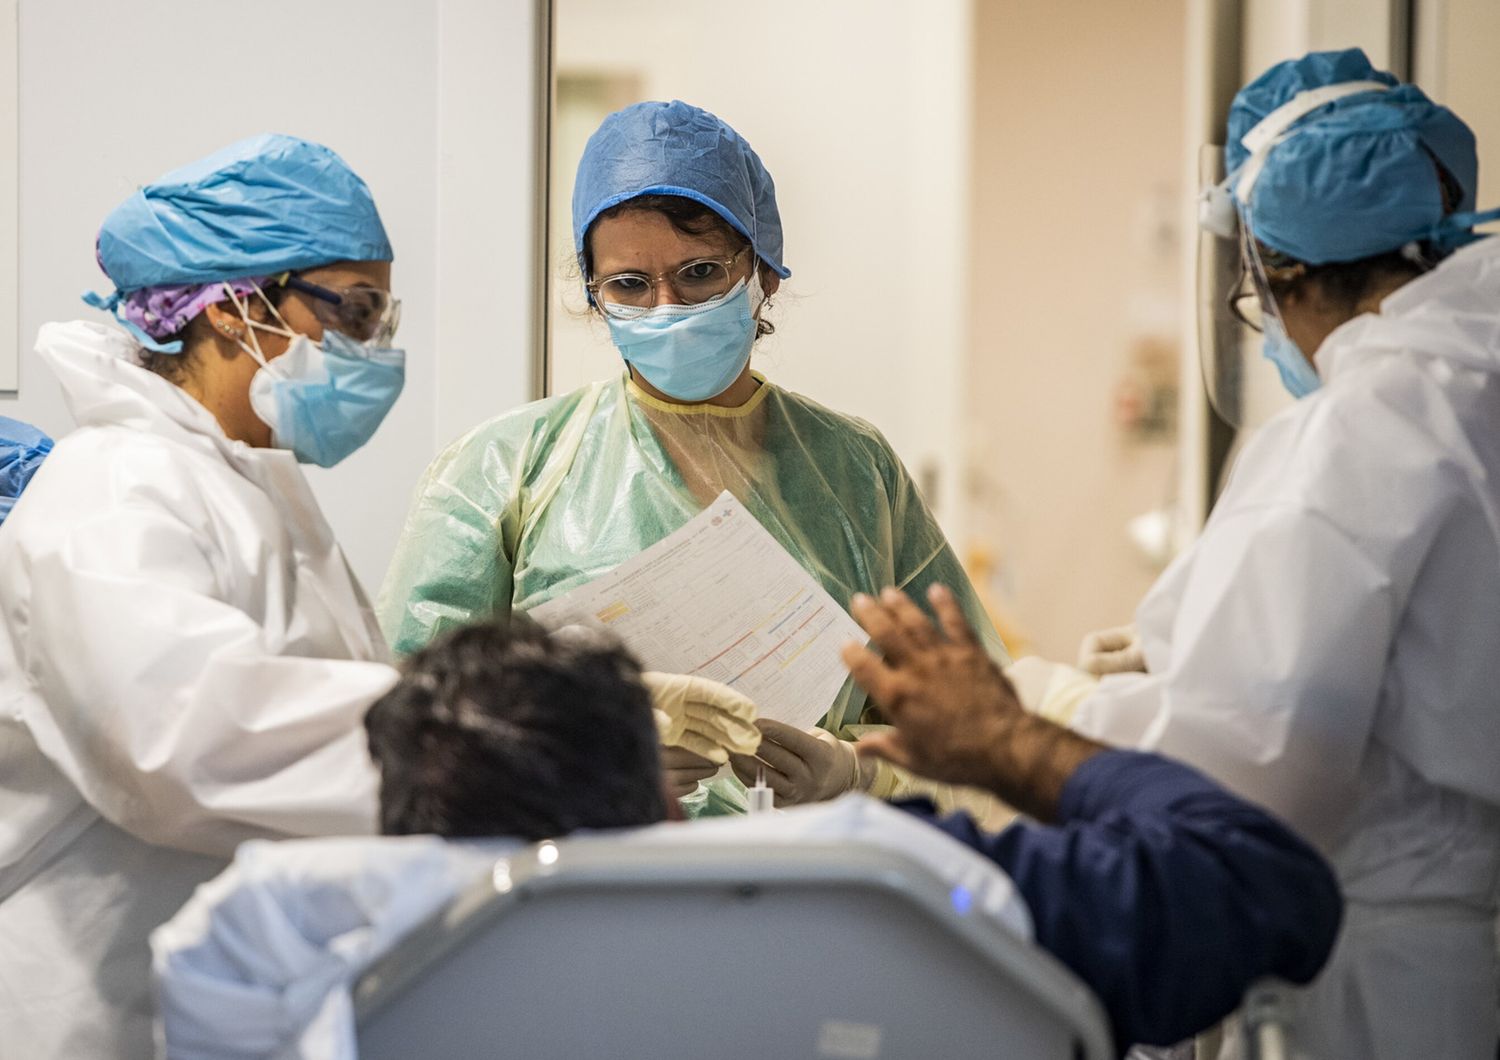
left=642, top=672, right=761, bottom=763
left=1077, top=623, right=1146, bottom=676
left=728, top=719, right=863, bottom=807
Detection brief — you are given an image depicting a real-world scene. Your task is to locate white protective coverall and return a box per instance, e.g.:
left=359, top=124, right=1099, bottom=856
left=1073, top=236, right=1500, bottom=1058
left=0, top=322, right=396, bottom=1059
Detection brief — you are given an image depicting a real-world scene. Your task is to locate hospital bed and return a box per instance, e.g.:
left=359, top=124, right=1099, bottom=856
left=350, top=836, right=1114, bottom=1060
left=158, top=798, right=1293, bottom=1059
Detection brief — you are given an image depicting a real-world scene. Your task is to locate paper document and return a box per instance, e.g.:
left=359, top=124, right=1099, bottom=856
left=529, top=491, right=866, bottom=729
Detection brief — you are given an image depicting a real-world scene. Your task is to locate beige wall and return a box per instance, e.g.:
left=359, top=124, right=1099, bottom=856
left=966, top=1, right=1186, bottom=661
left=1431, top=0, right=1500, bottom=215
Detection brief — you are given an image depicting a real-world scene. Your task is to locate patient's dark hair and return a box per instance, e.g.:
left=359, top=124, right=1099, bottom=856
left=365, top=618, right=667, bottom=840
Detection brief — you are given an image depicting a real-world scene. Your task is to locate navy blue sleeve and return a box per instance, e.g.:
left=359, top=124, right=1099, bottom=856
left=898, top=749, right=1342, bottom=1053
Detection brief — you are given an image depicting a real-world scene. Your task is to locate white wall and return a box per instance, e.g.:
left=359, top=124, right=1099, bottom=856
left=550, top=0, right=971, bottom=533
left=0, top=0, right=16, bottom=392
left=0, top=0, right=544, bottom=591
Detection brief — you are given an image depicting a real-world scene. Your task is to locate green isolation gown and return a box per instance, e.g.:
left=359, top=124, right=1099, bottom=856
left=379, top=371, right=1012, bottom=822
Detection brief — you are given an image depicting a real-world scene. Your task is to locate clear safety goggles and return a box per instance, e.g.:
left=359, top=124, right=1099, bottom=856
left=277, top=273, right=402, bottom=345
left=587, top=245, right=753, bottom=320
left=220, top=278, right=401, bottom=368
left=1226, top=273, right=1264, bottom=333
left=1235, top=211, right=1297, bottom=338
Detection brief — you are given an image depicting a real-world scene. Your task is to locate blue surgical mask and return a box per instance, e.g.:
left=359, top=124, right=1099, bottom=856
left=1262, top=315, right=1321, bottom=398
left=248, top=330, right=405, bottom=466
left=606, top=274, right=763, bottom=402
left=228, top=284, right=405, bottom=467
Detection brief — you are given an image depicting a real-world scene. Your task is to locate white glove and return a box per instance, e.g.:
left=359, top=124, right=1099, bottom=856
left=1077, top=624, right=1146, bottom=676
left=642, top=672, right=761, bottom=763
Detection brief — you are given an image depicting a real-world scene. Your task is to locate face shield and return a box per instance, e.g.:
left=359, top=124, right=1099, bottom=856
left=1237, top=208, right=1324, bottom=400
left=1196, top=79, right=1394, bottom=427
left=1235, top=211, right=1285, bottom=332
left=1195, top=145, right=1250, bottom=428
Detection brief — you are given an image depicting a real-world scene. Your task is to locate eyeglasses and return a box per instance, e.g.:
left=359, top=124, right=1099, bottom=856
left=1227, top=274, right=1265, bottom=333
left=280, top=274, right=402, bottom=344
left=587, top=245, right=753, bottom=320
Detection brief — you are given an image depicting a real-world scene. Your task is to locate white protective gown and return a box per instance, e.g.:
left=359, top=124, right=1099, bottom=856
left=0, top=322, right=397, bottom=1059
left=1074, top=237, right=1500, bottom=1059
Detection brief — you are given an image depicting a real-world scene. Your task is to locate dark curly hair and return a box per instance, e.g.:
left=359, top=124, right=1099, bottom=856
left=365, top=618, right=666, bottom=840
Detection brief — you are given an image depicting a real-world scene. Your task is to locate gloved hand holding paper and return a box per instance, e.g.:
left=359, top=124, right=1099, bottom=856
left=644, top=672, right=761, bottom=762
left=529, top=492, right=867, bottom=730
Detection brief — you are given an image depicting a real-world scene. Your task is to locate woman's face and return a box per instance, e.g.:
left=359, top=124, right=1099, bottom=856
left=588, top=210, right=779, bottom=307
left=200, top=259, right=392, bottom=447
left=588, top=210, right=780, bottom=407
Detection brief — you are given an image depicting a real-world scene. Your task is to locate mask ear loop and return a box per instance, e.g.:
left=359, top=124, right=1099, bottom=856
left=747, top=267, right=767, bottom=316
left=220, top=279, right=300, bottom=368
left=253, top=275, right=298, bottom=334
left=219, top=283, right=270, bottom=367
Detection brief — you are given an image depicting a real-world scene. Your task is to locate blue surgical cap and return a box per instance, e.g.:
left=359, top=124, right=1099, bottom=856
left=0, top=416, right=53, bottom=527
left=571, top=101, right=790, bottom=279
left=93, top=133, right=393, bottom=295
left=1228, top=49, right=1481, bottom=265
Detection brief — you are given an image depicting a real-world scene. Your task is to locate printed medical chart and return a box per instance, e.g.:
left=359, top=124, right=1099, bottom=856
left=529, top=491, right=867, bottom=729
